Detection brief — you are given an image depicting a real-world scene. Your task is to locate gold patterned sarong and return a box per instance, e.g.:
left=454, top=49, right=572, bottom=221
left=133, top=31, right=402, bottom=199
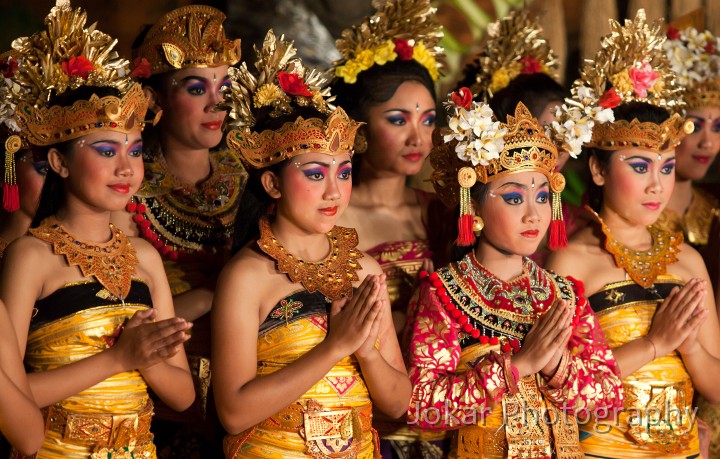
left=223, top=290, right=379, bottom=458
left=582, top=276, right=700, bottom=458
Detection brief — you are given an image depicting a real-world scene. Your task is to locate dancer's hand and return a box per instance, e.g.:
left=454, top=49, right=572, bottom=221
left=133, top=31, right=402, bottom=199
left=111, top=308, right=192, bottom=371
left=325, top=276, right=382, bottom=359
left=647, top=279, right=705, bottom=357
left=513, top=299, right=572, bottom=378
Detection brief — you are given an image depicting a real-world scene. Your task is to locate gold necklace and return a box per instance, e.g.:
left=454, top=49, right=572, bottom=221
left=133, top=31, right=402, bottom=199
left=587, top=206, right=683, bottom=288
left=257, top=217, right=363, bottom=300
left=30, top=219, right=139, bottom=300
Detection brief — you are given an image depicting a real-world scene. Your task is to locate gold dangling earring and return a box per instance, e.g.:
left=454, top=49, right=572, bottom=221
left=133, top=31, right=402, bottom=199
left=354, top=133, right=368, bottom=154
left=472, top=215, right=484, bottom=235
left=152, top=109, right=163, bottom=126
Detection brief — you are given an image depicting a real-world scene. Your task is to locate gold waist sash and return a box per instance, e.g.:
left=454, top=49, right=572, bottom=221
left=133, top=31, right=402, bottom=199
left=223, top=399, right=378, bottom=459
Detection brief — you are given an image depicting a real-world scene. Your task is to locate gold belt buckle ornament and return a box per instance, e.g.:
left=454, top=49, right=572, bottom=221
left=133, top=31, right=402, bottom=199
left=301, top=399, right=362, bottom=458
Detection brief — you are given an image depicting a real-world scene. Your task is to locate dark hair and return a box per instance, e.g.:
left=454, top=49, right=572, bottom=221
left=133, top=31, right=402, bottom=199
left=586, top=101, right=671, bottom=212
left=449, top=182, right=491, bottom=262
left=488, top=73, right=566, bottom=120
left=232, top=106, right=331, bottom=251
left=31, top=86, right=123, bottom=227
left=332, top=60, right=436, bottom=121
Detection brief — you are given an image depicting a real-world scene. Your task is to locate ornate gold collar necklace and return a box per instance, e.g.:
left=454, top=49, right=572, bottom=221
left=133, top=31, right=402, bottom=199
left=257, top=217, right=363, bottom=300
left=587, top=206, right=682, bottom=288
left=30, top=219, right=139, bottom=300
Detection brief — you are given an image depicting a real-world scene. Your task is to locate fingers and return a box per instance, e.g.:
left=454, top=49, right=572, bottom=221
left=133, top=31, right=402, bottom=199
left=330, top=298, right=347, bottom=316
left=347, top=275, right=377, bottom=315
left=143, top=317, right=192, bottom=346
left=354, top=277, right=382, bottom=322
left=126, top=308, right=156, bottom=328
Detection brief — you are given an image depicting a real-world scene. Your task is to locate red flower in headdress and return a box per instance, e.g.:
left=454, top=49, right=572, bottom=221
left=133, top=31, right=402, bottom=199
left=520, top=56, right=542, bottom=74
left=451, top=87, right=473, bottom=109
left=130, top=57, right=151, bottom=79
left=278, top=71, right=313, bottom=97
left=598, top=87, right=621, bottom=109
left=393, top=39, right=414, bottom=61
left=705, top=41, right=716, bottom=54
left=0, top=58, right=18, bottom=78
left=62, top=56, right=94, bottom=79
left=666, top=25, right=680, bottom=40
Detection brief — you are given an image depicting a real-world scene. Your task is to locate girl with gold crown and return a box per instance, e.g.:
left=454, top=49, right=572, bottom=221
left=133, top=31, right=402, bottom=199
left=657, top=25, right=720, bottom=250
left=546, top=10, right=720, bottom=459
left=329, top=1, right=447, bottom=455
left=115, top=5, right=245, bottom=323
left=0, top=2, right=195, bottom=458
left=405, top=79, right=623, bottom=456
left=213, top=30, right=411, bottom=458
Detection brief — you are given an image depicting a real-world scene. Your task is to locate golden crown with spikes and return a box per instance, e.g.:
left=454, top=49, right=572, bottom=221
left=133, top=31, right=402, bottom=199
left=0, top=0, right=148, bottom=212
left=332, top=0, right=445, bottom=84
left=462, top=8, right=560, bottom=101
left=664, top=26, right=720, bottom=110
left=551, top=9, right=691, bottom=155
left=431, top=90, right=570, bottom=248
left=133, top=5, right=241, bottom=76
left=222, top=30, right=360, bottom=169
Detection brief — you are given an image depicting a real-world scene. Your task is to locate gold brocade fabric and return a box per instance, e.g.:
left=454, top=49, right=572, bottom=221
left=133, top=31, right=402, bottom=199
left=581, top=276, right=699, bottom=459
left=655, top=187, right=720, bottom=246
left=20, top=284, right=155, bottom=459
left=223, top=290, right=378, bottom=458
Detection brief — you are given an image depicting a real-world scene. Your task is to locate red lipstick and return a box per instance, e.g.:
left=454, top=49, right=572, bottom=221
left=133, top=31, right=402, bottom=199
left=402, top=152, right=423, bottom=162
left=202, top=121, right=222, bottom=130
left=521, top=229, right=539, bottom=238
left=319, top=206, right=338, bottom=216
left=642, top=202, right=661, bottom=211
left=693, top=155, right=712, bottom=165
left=109, top=184, right=130, bottom=194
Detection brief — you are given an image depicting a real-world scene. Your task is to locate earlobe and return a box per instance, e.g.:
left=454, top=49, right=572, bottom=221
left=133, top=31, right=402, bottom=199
left=47, top=148, right=69, bottom=178
left=589, top=155, right=606, bottom=186
left=143, top=86, right=162, bottom=114
left=260, top=171, right=282, bottom=199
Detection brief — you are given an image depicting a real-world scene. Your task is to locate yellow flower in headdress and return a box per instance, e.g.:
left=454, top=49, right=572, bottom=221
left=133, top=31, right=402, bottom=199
left=254, top=83, right=284, bottom=108
left=335, top=60, right=364, bottom=84
left=609, top=69, right=633, bottom=95
left=413, top=42, right=439, bottom=80
left=489, top=68, right=510, bottom=94
left=356, top=49, right=375, bottom=69
left=374, top=40, right=398, bottom=66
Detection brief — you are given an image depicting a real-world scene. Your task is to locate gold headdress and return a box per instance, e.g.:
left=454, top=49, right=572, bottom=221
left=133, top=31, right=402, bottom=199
left=551, top=9, right=692, bottom=156
left=332, top=0, right=445, bottom=84
left=664, top=26, right=720, bottom=110
left=132, top=5, right=241, bottom=76
left=462, top=8, right=560, bottom=101
left=222, top=30, right=360, bottom=169
left=0, top=0, right=148, bottom=211
left=431, top=88, right=569, bottom=248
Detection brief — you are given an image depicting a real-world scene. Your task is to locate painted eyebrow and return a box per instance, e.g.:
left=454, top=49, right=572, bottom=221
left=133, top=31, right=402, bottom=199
left=497, top=181, right=549, bottom=190
left=337, top=160, right=352, bottom=167
left=180, top=74, right=230, bottom=84
left=624, top=155, right=675, bottom=163
left=382, top=108, right=436, bottom=115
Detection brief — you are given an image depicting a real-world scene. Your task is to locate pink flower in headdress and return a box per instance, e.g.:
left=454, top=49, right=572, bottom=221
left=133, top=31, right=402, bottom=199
left=278, top=71, right=313, bottom=97
left=130, top=57, right=151, bottom=79
left=451, top=87, right=473, bottom=109
left=62, top=56, right=94, bottom=79
left=520, top=56, right=542, bottom=74
left=598, top=87, right=621, bottom=109
left=666, top=25, right=680, bottom=40
left=0, top=58, right=18, bottom=78
left=393, top=39, right=414, bottom=61
left=628, top=61, right=659, bottom=98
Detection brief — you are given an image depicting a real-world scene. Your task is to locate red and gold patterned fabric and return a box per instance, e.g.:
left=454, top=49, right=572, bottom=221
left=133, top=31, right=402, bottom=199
left=406, top=252, right=623, bottom=458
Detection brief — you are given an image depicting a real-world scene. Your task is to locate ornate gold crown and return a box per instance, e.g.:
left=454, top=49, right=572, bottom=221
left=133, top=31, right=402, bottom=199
left=552, top=10, right=689, bottom=154
left=433, top=89, right=571, bottom=248
left=133, top=5, right=241, bottom=76
left=332, top=0, right=445, bottom=84
left=16, top=83, right=148, bottom=147
left=664, top=26, right=720, bottom=110
left=591, top=113, right=693, bottom=151
left=0, top=0, right=148, bottom=211
left=223, top=30, right=360, bottom=168
left=462, top=8, right=559, bottom=101
left=226, top=108, right=359, bottom=168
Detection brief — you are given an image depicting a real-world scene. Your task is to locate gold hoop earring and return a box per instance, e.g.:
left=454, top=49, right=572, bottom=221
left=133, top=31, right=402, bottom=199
left=354, top=133, right=368, bottom=154
left=472, top=216, right=484, bottom=235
